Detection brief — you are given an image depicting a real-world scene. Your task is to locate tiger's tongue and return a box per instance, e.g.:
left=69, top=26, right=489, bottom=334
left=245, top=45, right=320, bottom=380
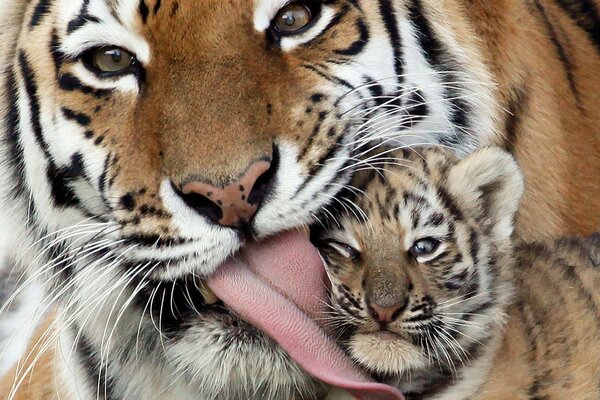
left=207, top=230, right=404, bottom=400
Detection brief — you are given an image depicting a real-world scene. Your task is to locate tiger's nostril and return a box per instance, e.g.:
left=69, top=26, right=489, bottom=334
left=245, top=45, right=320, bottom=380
left=175, top=158, right=276, bottom=228
left=172, top=181, right=224, bottom=225
left=248, top=160, right=276, bottom=206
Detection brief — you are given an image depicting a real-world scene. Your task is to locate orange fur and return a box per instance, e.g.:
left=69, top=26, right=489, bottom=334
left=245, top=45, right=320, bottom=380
left=0, top=314, right=71, bottom=400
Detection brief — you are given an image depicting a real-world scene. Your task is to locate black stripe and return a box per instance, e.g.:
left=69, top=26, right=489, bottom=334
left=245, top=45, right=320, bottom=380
left=533, top=0, right=582, bottom=107
left=58, top=73, right=111, bottom=98
left=517, top=300, right=546, bottom=400
left=554, top=0, right=600, bottom=53
left=307, top=129, right=345, bottom=178
left=425, top=212, right=444, bottom=227
left=47, top=163, right=81, bottom=208
left=335, top=19, right=369, bottom=56
left=134, top=277, right=210, bottom=340
left=139, top=0, right=150, bottom=24
left=377, top=0, right=404, bottom=79
left=98, top=153, right=113, bottom=209
left=406, top=0, right=442, bottom=66
left=303, top=63, right=356, bottom=93
left=30, top=0, right=53, bottom=28
left=67, top=0, right=100, bottom=33
left=50, top=29, right=66, bottom=75
left=558, top=260, right=600, bottom=330
left=504, top=85, right=529, bottom=152
left=296, top=123, right=349, bottom=197
left=2, top=67, right=27, bottom=199
left=436, top=186, right=464, bottom=221
left=297, top=110, right=328, bottom=161
left=18, top=52, right=52, bottom=159
left=62, top=107, right=91, bottom=126
left=584, top=233, right=600, bottom=267
left=469, top=228, right=479, bottom=266
left=407, top=0, right=471, bottom=143
left=77, top=335, right=118, bottom=400
left=19, top=52, right=83, bottom=208
left=153, top=0, right=162, bottom=15
left=365, top=76, right=385, bottom=106
left=315, top=4, right=349, bottom=44
left=401, top=88, right=429, bottom=128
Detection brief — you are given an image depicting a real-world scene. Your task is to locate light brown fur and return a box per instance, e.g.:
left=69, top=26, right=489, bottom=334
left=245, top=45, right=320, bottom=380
left=472, top=236, right=600, bottom=400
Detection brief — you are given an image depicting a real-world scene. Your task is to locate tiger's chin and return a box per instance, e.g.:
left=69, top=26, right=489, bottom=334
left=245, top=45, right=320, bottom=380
left=347, top=332, right=427, bottom=377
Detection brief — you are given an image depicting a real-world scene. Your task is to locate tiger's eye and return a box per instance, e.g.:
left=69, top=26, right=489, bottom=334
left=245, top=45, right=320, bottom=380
left=92, top=47, right=135, bottom=73
left=409, top=238, right=440, bottom=258
left=274, top=3, right=312, bottom=33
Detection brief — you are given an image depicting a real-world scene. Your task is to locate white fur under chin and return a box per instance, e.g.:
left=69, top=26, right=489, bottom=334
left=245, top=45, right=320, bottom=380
left=348, top=333, right=428, bottom=376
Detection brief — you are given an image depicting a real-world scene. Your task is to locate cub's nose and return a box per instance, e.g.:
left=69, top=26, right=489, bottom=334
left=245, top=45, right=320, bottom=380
left=368, top=299, right=408, bottom=324
left=177, top=160, right=274, bottom=228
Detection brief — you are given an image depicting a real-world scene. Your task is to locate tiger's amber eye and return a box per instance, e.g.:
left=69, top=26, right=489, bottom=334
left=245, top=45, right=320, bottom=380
left=274, top=3, right=312, bottom=33
left=92, top=47, right=135, bottom=73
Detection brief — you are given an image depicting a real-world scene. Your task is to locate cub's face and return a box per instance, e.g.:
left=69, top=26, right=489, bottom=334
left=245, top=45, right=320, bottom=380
left=313, top=148, right=523, bottom=377
left=6, top=0, right=497, bottom=398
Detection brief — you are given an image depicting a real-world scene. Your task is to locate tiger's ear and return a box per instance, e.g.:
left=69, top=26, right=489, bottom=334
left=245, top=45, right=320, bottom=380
left=446, top=147, right=524, bottom=241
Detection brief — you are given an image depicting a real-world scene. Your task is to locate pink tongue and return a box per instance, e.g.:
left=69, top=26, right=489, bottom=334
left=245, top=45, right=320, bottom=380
left=207, top=230, right=404, bottom=400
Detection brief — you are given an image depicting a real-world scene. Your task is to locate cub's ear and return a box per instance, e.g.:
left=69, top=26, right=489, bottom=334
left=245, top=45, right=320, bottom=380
left=446, top=147, right=524, bottom=241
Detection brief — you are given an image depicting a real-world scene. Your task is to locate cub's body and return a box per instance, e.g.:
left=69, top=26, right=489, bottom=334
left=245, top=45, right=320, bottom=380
left=314, top=148, right=600, bottom=400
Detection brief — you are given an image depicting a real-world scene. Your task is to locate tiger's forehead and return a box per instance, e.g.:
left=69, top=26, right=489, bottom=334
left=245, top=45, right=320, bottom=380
left=54, top=0, right=292, bottom=67
left=56, top=0, right=287, bottom=33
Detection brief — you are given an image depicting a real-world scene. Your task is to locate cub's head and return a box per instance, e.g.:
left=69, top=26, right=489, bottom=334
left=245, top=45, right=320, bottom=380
left=313, top=147, right=523, bottom=378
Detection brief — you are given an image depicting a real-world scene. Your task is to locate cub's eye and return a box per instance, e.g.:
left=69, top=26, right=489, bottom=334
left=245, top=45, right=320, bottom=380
left=327, top=241, right=361, bottom=261
left=84, top=46, right=137, bottom=75
left=409, top=238, right=440, bottom=258
left=272, top=2, right=318, bottom=34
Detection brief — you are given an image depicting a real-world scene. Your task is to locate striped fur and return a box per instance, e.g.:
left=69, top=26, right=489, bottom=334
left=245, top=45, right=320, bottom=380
left=0, top=0, right=598, bottom=399
left=314, top=147, right=600, bottom=399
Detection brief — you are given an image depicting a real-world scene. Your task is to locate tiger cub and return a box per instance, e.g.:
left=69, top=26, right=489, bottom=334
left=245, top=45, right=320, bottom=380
left=313, top=147, right=600, bottom=400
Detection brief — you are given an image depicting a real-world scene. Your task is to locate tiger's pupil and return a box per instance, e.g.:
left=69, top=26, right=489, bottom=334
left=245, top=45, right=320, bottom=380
left=417, top=242, right=433, bottom=253
left=283, top=14, right=296, bottom=26
left=108, top=50, right=122, bottom=64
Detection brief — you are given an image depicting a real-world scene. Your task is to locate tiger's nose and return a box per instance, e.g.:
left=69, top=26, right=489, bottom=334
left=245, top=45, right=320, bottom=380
left=368, top=299, right=408, bottom=324
left=178, top=160, right=274, bottom=228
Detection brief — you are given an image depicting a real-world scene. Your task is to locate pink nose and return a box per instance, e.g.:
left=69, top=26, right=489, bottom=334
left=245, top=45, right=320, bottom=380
left=368, top=301, right=406, bottom=324
left=181, top=160, right=272, bottom=227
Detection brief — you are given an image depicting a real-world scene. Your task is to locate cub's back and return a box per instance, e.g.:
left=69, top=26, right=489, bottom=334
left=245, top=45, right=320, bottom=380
left=482, top=235, right=600, bottom=400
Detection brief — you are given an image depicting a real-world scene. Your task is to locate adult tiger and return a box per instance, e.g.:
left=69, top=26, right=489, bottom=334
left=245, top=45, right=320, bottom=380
left=0, top=0, right=598, bottom=400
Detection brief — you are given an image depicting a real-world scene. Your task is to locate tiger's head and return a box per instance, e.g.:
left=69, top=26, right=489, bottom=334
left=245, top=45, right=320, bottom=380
left=1, top=0, right=498, bottom=399
left=313, top=147, right=523, bottom=387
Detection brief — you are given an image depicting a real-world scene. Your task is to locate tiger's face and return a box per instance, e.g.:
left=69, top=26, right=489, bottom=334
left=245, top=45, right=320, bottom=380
left=313, top=148, right=522, bottom=383
left=3, top=0, right=498, bottom=398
